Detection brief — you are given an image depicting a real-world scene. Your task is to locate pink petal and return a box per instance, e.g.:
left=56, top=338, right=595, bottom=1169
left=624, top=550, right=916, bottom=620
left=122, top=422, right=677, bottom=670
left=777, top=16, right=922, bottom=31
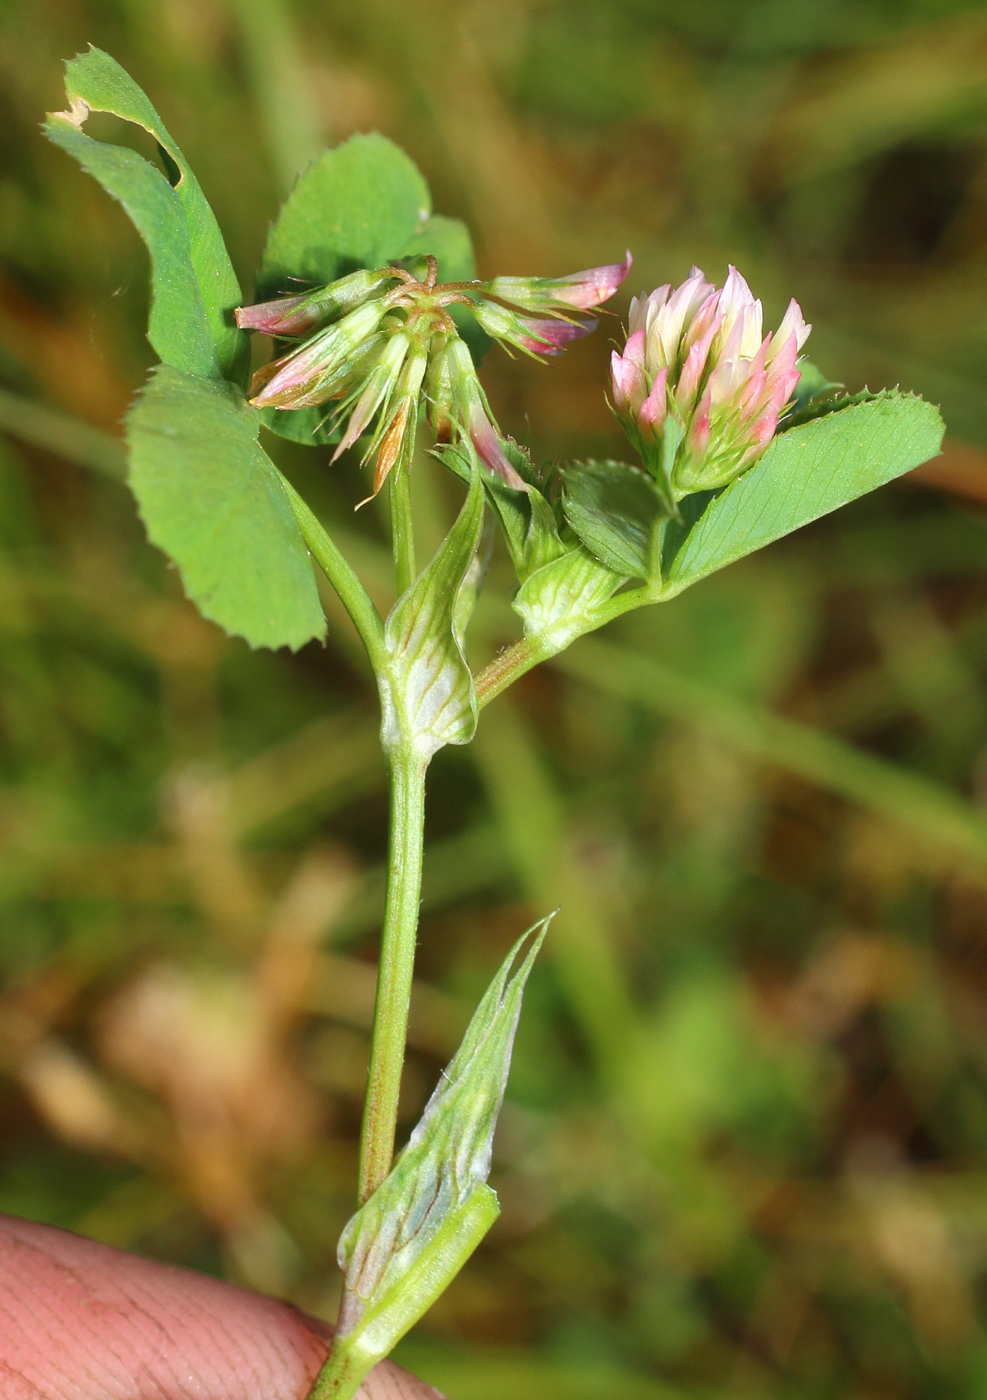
left=686, top=388, right=713, bottom=458
left=235, top=294, right=317, bottom=336
left=735, top=366, right=768, bottom=420
left=765, top=324, right=798, bottom=377
left=682, top=290, right=722, bottom=350
left=656, top=269, right=717, bottom=359
left=719, top=266, right=756, bottom=320
left=518, top=316, right=596, bottom=355
left=674, top=319, right=720, bottom=413
left=623, top=328, right=646, bottom=366
left=745, top=410, right=781, bottom=453
left=769, top=298, right=811, bottom=359
left=469, top=410, right=528, bottom=490
left=554, top=251, right=633, bottom=308
left=638, top=366, right=669, bottom=441
left=629, top=286, right=669, bottom=337
left=611, top=349, right=647, bottom=416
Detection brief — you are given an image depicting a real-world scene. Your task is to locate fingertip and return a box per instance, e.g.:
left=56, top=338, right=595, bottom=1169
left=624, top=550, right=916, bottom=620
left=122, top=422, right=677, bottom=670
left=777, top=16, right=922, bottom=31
left=0, top=1214, right=442, bottom=1400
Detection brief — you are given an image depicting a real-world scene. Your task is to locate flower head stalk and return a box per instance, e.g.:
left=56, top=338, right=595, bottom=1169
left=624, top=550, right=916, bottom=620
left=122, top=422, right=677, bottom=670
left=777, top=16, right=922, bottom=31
left=611, top=265, right=811, bottom=507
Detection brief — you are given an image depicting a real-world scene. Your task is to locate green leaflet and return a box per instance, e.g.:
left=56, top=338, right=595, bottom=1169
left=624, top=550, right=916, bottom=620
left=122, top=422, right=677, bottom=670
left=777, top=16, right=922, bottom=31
left=380, top=464, right=485, bottom=759
left=126, top=366, right=326, bottom=651
left=397, top=214, right=475, bottom=283
left=255, top=139, right=483, bottom=444
left=562, top=459, right=666, bottom=582
left=44, top=120, right=219, bottom=381
left=257, top=133, right=432, bottom=296
left=316, top=920, right=550, bottom=1400
left=662, top=391, right=945, bottom=597
left=44, top=47, right=247, bottom=384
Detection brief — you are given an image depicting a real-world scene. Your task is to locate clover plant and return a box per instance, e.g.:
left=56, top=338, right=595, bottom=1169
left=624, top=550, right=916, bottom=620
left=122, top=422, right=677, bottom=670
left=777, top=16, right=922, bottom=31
left=45, top=47, right=945, bottom=1400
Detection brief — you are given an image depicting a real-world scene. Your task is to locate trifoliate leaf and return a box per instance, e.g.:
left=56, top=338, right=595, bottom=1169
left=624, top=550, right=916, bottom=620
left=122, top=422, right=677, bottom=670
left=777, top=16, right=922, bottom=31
left=126, top=366, right=326, bottom=650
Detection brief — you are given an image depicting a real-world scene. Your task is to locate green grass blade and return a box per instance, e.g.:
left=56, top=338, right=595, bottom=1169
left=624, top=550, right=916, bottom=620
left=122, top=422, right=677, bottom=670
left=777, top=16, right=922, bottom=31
left=558, top=636, right=987, bottom=876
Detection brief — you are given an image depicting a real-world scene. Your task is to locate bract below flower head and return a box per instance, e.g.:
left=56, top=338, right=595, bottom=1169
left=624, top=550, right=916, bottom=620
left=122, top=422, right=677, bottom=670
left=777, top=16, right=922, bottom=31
left=612, top=265, right=810, bottom=505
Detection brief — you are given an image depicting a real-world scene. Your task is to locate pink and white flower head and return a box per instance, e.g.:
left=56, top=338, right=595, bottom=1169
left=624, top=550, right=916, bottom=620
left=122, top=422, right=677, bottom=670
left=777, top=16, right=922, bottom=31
left=611, top=265, right=811, bottom=503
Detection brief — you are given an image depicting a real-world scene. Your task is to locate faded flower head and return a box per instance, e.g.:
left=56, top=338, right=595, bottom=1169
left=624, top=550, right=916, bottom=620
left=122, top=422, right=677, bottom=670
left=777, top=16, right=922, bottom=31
left=236, top=251, right=630, bottom=497
left=611, top=265, right=811, bottom=506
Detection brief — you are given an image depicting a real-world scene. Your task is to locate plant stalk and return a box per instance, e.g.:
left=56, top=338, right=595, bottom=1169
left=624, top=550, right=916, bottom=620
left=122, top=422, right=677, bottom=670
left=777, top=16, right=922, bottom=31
left=390, top=465, right=416, bottom=596
left=306, top=1337, right=368, bottom=1400
left=474, top=637, right=544, bottom=709
left=357, top=741, right=428, bottom=1203
left=284, top=479, right=387, bottom=669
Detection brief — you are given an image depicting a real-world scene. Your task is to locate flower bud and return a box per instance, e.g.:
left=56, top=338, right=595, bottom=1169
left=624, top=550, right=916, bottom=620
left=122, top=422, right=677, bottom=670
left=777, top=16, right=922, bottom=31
left=248, top=300, right=392, bottom=410
left=365, top=337, right=431, bottom=495
left=485, top=252, right=632, bottom=313
left=235, top=267, right=397, bottom=338
left=331, top=330, right=414, bottom=464
left=470, top=300, right=595, bottom=359
left=426, top=336, right=526, bottom=490
left=611, top=265, right=810, bottom=502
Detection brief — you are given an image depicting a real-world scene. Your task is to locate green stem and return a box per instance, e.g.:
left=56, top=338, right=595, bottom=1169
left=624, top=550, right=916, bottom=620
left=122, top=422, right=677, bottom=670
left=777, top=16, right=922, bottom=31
left=283, top=480, right=387, bottom=670
left=307, top=1341, right=367, bottom=1400
left=390, top=465, right=416, bottom=596
left=474, top=638, right=541, bottom=709
left=473, top=586, right=658, bottom=709
left=357, top=742, right=428, bottom=1203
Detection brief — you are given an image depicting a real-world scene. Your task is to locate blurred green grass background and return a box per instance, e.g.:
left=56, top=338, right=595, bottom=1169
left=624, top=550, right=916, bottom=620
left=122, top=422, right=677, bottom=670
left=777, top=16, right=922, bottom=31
left=4, top=2, right=987, bottom=1397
